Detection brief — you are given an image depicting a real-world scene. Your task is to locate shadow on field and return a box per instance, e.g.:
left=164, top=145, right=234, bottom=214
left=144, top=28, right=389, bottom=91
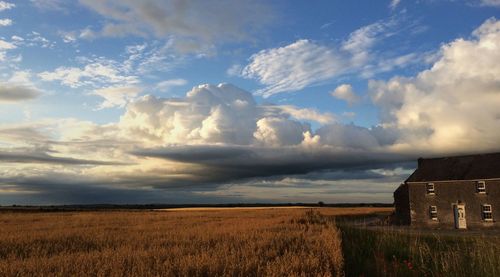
left=333, top=212, right=500, bottom=277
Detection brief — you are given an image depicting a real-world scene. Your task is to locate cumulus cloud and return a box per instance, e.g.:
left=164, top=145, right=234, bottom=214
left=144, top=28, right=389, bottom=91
left=3, top=15, right=500, bottom=205
left=78, top=0, right=274, bottom=51
left=119, top=83, right=259, bottom=145
left=0, top=83, right=410, bottom=201
left=331, top=84, right=360, bottom=105
left=370, top=17, right=500, bottom=154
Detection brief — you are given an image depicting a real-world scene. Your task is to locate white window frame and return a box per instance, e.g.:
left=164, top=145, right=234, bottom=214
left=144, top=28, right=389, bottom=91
left=476, top=181, right=486, bottom=194
left=426, top=183, right=435, bottom=195
left=429, top=205, right=438, bottom=220
left=482, top=204, right=493, bottom=222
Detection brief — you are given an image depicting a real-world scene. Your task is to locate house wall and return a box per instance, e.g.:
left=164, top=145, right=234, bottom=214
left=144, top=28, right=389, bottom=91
left=406, top=180, right=500, bottom=229
left=393, top=184, right=410, bottom=225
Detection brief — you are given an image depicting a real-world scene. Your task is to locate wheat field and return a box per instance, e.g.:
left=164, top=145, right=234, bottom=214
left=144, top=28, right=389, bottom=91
left=0, top=207, right=387, bottom=277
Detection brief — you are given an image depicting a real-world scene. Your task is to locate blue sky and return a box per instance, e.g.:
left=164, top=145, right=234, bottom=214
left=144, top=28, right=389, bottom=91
left=0, top=0, right=499, bottom=204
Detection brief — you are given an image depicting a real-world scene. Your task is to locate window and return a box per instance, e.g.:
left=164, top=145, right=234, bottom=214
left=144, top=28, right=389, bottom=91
left=426, top=183, right=435, bottom=195
left=476, top=181, right=486, bottom=194
left=429, top=206, right=438, bottom=220
left=482, top=204, right=493, bottom=221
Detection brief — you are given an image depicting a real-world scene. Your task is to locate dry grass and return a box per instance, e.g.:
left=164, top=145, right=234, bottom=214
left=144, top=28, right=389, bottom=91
left=0, top=207, right=382, bottom=277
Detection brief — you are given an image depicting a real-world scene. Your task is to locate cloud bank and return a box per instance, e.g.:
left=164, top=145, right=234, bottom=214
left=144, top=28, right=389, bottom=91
left=2, top=18, right=500, bottom=204
left=0, top=83, right=40, bottom=102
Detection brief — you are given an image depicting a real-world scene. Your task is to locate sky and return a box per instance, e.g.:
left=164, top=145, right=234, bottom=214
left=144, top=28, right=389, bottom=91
left=0, top=0, right=499, bottom=205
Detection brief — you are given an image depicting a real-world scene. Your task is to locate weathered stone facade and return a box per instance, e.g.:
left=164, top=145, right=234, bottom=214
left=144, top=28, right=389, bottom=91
left=394, top=153, right=500, bottom=229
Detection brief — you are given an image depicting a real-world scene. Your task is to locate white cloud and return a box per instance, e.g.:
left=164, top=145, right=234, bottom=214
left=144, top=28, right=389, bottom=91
left=0, top=1, right=14, bottom=11
left=39, top=59, right=139, bottom=88
left=154, top=79, right=187, bottom=92
left=59, top=31, right=77, bottom=43
left=26, top=31, right=55, bottom=48
left=240, top=17, right=419, bottom=97
left=8, top=71, right=32, bottom=84
left=369, top=17, right=500, bottom=153
left=79, top=27, right=96, bottom=40
left=39, top=43, right=189, bottom=91
left=242, top=40, right=345, bottom=97
left=263, top=105, right=335, bottom=124
left=11, top=35, right=23, bottom=42
left=0, top=39, right=16, bottom=50
left=92, top=85, right=142, bottom=109
left=253, top=117, right=309, bottom=146
left=119, top=83, right=259, bottom=145
left=123, top=41, right=189, bottom=75
left=331, top=84, right=360, bottom=105
left=0, top=38, right=20, bottom=64
left=341, top=18, right=397, bottom=67
left=479, top=0, right=500, bottom=7
left=389, top=0, right=401, bottom=10
left=0, top=18, right=12, bottom=26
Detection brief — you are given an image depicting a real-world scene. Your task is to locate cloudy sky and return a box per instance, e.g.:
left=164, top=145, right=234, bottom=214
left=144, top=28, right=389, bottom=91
left=0, top=0, right=499, bottom=204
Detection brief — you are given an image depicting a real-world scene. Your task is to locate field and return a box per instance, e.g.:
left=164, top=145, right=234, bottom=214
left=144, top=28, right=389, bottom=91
left=0, top=207, right=497, bottom=277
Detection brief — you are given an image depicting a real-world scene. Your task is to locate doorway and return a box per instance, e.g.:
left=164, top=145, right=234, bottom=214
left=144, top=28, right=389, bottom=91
left=453, top=204, right=467, bottom=229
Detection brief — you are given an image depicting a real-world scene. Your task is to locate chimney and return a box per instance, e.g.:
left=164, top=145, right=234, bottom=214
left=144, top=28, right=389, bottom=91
left=417, top=157, right=424, bottom=168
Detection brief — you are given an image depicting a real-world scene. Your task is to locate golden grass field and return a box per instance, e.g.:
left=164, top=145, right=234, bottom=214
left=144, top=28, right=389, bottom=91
left=2, top=206, right=496, bottom=277
left=0, top=207, right=390, bottom=277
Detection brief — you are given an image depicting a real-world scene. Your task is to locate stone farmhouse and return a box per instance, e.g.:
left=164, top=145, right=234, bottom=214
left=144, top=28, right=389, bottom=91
left=394, top=153, right=500, bottom=229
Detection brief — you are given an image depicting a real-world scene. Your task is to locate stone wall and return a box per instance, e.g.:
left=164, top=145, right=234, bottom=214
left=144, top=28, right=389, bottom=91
left=405, top=180, right=500, bottom=229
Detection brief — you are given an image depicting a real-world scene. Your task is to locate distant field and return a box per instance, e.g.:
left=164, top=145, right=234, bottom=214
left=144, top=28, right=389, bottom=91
left=160, top=206, right=392, bottom=213
left=0, top=207, right=383, bottom=276
left=160, top=206, right=315, bottom=211
left=1, top=207, right=497, bottom=277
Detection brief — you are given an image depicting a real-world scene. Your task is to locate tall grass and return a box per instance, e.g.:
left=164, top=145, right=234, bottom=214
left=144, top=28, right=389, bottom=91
left=0, top=208, right=350, bottom=277
left=339, top=224, right=500, bottom=277
left=2, top=207, right=494, bottom=276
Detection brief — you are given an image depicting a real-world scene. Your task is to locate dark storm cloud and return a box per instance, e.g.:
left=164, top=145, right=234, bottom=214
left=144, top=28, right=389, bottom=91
left=0, top=176, right=231, bottom=205
left=133, top=145, right=416, bottom=186
left=0, top=151, right=127, bottom=165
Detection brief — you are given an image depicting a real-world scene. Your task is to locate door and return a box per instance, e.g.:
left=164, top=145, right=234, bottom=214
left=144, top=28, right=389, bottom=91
left=453, top=204, right=467, bottom=229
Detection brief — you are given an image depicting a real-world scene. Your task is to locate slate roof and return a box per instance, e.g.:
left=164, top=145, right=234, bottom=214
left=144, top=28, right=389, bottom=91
left=405, top=152, right=500, bottom=182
